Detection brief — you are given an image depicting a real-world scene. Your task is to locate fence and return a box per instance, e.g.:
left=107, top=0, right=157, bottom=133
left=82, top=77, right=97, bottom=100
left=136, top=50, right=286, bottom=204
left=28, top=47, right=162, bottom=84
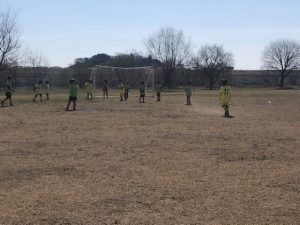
left=1, top=67, right=299, bottom=90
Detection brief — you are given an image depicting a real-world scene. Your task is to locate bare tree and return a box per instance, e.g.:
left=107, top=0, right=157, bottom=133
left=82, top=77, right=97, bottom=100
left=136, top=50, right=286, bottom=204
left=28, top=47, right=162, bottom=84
left=146, top=26, right=191, bottom=88
left=262, top=39, right=300, bottom=88
left=193, top=45, right=234, bottom=90
left=25, top=50, right=49, bottom=83
left=0, top=7, right=20, bottom=70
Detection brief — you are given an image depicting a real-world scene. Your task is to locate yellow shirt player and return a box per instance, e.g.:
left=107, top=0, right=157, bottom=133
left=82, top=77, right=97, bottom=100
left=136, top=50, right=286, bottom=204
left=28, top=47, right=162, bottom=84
left=45, top=81, right=50, bottom=100
left=103, top=80, right=109, bottom=99
left=88, top=80, right=94, bottom=100
left=219, top=79, right=232, bottom=117
left=184, top=81, right=193, bottom=105
left=84, top=80, right=90, bottom=99
left=118, top=80, right=125, bottom=101
left=33, top=81, right=43, bottom=102
left=155, top=81, right=162, bottom=102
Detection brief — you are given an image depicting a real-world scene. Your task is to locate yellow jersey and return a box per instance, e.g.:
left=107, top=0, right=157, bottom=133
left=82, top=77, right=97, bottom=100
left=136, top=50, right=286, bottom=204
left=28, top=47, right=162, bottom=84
left=119, top=83, right=125, bottom=95
left=219, top=86, right=232, bottom=105
left=46, top=84, right=50, bottom=94
left=84, top=82, right=90, bottom=93
left=34, top=83, right=42, bottom=94
left=88, top=83, right=94, bottom=94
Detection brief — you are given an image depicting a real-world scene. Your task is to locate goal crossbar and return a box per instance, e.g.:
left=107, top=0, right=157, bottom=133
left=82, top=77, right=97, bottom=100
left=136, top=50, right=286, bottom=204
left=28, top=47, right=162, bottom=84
left=90, top=65, right=154, bottom=70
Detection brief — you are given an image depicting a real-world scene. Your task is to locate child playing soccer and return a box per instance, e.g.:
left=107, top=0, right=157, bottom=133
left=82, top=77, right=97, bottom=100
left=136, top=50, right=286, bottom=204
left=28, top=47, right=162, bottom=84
left=219, top=79, right=232, bottom=117
left=118, top=80, right=125, bottom=101
left=103, top=80, right=108, bottom=99
left=184, top=81, right=192, bottom=105
left=45, top=81, right=50, bottom=100
left=33, top=81, right=43, bottom=102
left=124, top=81, right=130, bottom=101
left=139, top=81, right=145, bottom=103
left=84, top=80, right=90, bottom=100
left=66, top=79, right=78, bottom=111
left=1, top=75, right=15, bottom=107
left=88, top=80, right=94, bottom=100
left=155, top=81, right=162, bottom=102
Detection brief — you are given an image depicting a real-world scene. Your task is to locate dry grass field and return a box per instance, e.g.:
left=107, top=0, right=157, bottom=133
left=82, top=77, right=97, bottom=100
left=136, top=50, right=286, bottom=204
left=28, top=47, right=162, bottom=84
left=0, top=89, right=299, bottom=225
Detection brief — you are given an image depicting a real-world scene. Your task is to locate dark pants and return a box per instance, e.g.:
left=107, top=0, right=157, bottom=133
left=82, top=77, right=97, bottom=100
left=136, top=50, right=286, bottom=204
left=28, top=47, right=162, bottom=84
left=157, top=92, right=161, bottom=101
left=186, top=95, right=191, bottom=105
left=124, top=89, right=129, bottom=100
left=1, top=92, right=13, bottom=106
left=139, top=94, right=145, bottom=103
left=66, top=96, right=77, bottom=111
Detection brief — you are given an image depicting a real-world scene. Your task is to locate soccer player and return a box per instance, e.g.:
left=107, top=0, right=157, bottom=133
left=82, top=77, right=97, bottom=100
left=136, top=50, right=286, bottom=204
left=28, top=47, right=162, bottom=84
left=103, top=80, right=108, bottom=99
left=33, top=81, right=43, bottom=102
left=184, top=81, right=192, bottom=105
left=139, top=81, right=145, bottom=103
left=118, top=80, right=125, bottom=101
left=219, top=79, right=232, bottom=117
left=84, top=80, right=90, bottom=100
left=155, top=81, right=162, bottom=102
left=88, top=80, right=94, bottom=100
left=66, top=79, right=78, bottom=111
left=45, top=81, right=50, bottom=100
left=1, top=75, right=15, bottom=107
left=124, top=81, right=130, bottom=101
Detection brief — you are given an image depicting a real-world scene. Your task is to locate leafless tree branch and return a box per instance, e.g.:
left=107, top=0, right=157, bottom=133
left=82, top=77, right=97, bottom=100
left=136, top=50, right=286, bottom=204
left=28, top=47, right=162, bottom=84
left=262, top=39, right=300, bottom=87
left=145, top=26, right=192, bottom=88
left=193, top=45, right=234, bottom=90
left=0, top=7, right=20, bottom=71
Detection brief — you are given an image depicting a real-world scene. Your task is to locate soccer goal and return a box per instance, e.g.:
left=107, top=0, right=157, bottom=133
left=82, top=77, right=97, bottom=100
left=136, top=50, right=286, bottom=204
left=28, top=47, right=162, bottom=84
left=89, top=65, right=155, bottom=98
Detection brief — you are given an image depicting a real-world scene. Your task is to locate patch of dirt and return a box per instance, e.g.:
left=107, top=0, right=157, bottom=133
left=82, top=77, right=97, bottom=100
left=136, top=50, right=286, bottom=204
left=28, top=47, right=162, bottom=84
left=0, top=89, right=299, bottom=225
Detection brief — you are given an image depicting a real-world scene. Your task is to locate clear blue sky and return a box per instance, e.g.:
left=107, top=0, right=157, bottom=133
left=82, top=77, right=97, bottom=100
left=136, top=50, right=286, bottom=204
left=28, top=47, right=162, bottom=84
left=3, top=0, right=300, bottom=69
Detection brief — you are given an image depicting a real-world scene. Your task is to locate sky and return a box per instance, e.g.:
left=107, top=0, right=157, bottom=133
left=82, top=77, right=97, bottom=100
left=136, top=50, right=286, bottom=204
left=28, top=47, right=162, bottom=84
left=2, top=0, right=300, bottom=69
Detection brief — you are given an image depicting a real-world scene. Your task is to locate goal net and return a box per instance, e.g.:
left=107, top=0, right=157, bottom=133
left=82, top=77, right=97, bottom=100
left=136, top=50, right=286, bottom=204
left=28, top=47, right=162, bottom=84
left=89, top=65, right=155, bottom=98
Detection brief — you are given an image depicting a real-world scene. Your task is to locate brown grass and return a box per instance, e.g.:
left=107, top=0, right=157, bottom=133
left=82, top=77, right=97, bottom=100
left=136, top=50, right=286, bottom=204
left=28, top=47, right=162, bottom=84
left=0, top=89, right=299, bottom=225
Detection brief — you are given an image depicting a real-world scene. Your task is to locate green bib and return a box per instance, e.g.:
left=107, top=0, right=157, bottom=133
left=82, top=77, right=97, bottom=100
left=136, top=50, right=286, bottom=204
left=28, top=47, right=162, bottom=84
left=6, top=80, right=12, bottom=93
left=70, top=84, right=78, bottom=97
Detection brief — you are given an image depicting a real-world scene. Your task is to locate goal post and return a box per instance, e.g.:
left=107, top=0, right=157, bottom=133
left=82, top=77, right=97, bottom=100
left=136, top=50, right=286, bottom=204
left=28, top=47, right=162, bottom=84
left=89, top=65, right=155, bottom=98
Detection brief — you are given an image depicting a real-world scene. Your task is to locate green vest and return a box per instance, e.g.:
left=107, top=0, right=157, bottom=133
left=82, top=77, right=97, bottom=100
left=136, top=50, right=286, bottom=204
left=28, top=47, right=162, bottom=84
left=70, top=84, right=78, bottom=97
left=185, top=86, right=192, bottom=96
left=140, top=85, right=145, bottom=95
left=6, top=80, right=12, bottom=93
left=155, top=84, right=162, bottom=93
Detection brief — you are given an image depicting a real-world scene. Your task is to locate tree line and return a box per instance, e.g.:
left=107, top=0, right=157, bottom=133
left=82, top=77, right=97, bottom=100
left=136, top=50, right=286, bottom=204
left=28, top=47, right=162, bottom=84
left=1, top=7, right=300, bottom=89
left=71, top=53, right=161, bottom=69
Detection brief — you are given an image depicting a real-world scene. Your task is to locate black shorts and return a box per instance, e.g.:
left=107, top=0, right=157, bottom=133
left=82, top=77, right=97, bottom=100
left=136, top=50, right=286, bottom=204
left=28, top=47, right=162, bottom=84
left=6, top=92, right=12, bottom=98
left=157, top=92, right=161, bottom=97
left=69, top=96, right=77, bottom=101
left=140, top=94, right=145, bottom=98
left=103, top=87, right=108, bottom=92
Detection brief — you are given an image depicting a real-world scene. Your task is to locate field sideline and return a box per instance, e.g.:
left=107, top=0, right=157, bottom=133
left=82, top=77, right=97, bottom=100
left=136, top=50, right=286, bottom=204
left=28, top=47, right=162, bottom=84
left=0, top=89, right=299, bottom=225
